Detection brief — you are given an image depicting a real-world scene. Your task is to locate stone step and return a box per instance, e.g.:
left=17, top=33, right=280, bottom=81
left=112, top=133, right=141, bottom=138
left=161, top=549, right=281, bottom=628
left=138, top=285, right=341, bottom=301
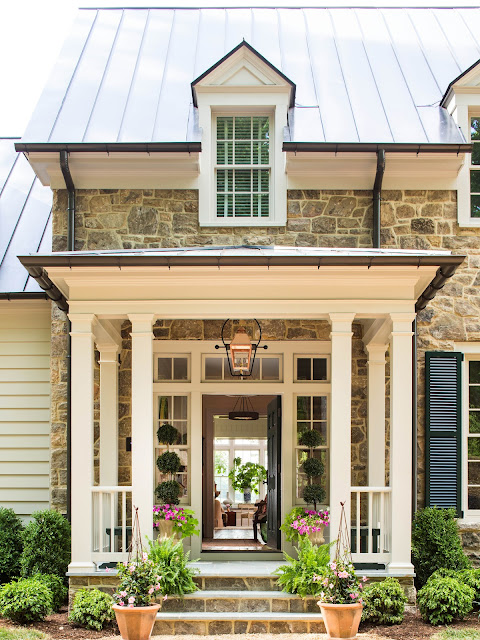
left=194, top=575, right=281, bottom=591
left=162, top=590, right=320, bottom=614
left=154, top=611, right=325, bottom=635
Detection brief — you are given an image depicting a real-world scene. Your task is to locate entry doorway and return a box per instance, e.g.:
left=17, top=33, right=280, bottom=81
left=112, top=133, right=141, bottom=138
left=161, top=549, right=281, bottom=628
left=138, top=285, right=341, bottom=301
left=202, top=395, right=281, bottom=552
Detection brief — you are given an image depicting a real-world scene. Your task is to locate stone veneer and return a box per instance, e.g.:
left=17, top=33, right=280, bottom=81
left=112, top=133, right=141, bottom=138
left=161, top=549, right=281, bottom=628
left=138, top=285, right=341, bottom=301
left=50, top=188, right=480, bottom=530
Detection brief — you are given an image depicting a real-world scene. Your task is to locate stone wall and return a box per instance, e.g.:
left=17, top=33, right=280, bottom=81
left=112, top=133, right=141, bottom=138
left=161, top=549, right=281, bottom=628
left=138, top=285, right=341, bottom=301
left=50, top=187, right=480, bottom=514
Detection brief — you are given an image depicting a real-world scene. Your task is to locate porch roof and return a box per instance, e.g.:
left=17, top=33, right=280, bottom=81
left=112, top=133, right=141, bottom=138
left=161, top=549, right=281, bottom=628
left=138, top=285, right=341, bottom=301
left=18, top=245, right=464, bottom=315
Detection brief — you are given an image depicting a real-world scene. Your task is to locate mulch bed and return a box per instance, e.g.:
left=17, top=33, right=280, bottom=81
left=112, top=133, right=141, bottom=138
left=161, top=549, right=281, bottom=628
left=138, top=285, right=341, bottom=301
left=2, top=610, right=480, bottom=640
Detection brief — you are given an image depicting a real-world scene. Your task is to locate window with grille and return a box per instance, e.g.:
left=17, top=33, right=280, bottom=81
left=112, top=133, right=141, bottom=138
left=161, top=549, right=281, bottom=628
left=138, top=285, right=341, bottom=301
left=216, top=116, right=270, bottom=219
left=471, top=117, right=480, bottom=218
left=468, top=360, right=480, bottom=509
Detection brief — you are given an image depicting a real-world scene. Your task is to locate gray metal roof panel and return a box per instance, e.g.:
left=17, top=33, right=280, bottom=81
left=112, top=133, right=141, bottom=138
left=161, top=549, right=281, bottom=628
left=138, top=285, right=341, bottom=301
left=0, top=140, right=52, bottom=294
left=20, top=7, right=479, bottom=147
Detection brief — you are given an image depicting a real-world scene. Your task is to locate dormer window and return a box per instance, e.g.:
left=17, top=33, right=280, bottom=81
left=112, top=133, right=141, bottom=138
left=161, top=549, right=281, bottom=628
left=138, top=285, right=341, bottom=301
left=216, top=115, right=270, bottom=220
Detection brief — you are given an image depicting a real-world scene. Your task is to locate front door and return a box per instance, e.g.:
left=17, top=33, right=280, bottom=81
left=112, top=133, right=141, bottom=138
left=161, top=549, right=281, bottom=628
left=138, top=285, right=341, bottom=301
left=267, top=396, right=282, bottom=550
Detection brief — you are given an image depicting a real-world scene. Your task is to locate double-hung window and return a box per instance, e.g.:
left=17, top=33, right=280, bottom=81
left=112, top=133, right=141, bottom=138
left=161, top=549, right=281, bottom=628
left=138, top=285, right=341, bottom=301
left=216, top=115, right=270, bottom=220
left=471, top=117, right=480, bottom=218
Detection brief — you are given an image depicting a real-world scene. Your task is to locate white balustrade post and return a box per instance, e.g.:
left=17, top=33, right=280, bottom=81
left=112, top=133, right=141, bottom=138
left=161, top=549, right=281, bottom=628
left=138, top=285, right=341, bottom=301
left=129, top=314, right=154, bottom=541
left=329, top=313, right=355, bottom=545
left=366, top=344, right=388, bottom=487
left=69, top=314, right=96, bottom=573
left=388, top=313, right=415, bottom=574
left=98, top=345, right=120, bottom=487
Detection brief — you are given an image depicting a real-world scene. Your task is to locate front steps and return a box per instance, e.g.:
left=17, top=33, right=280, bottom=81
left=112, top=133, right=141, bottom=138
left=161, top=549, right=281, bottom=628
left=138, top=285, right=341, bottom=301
left=153, top=564, right=325, bottom=635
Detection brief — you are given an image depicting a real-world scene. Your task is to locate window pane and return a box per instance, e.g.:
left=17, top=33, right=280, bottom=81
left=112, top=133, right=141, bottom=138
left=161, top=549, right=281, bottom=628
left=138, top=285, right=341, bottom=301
left=469, top=461, right=480, bottom=485
left=313, top=358, right=327, bottom=381
left=297, top=358, right=311, bottom=380
left=297, top=422, right=310, bottom=441
left=471, top=195, right=480, bottom=218
left=471, top=117, right=480, bottom=141
left=174, top=395, right=187, bottom=420
left=158, top=396, right=169, bottom=420
left=469, top=486, right=480, bottom=510
left=235, top=450, right=260, bottom=464
left=235, top=142, right=251, bottom=164
left=262, top=358, right=279, bottom=380
left=217, top=117, right=233, bottom=140
left=297, top=396, right=311, bottom=420
left=157, top=358, right=172, bottom=380
left=224, top=357, right=235, bottom=379
left=313, top=396, right=327, bottom=420
left=468, top=437, right=480, bottom=460
left=252, top=116, right=269, bottom=140
left=470, top=412, right=480, bottom=434
left=205, top=357, right=222, bottom=380
left=250, top=358, right=260, bottom=380
left=470, top=361, right=480, bottom=384
left=470, top=386, right=480, bottom=408
left=313, top=422, right=327, bottom=445
left=173, top=358, right=188, bottom=381
left=472, top=142, right=480, bottom=166
left=471, top=170, right=480, bottom=193
left=235, top=117, right=251, bottom=139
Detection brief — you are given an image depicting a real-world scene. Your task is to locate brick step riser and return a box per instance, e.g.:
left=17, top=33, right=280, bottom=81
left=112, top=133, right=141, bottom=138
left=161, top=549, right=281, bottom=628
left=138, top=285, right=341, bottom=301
left=153, top=619, right=326, bottom=635
left=162, top=596, right=320, bottom=614
left=194, top=577, right=281, bottom=591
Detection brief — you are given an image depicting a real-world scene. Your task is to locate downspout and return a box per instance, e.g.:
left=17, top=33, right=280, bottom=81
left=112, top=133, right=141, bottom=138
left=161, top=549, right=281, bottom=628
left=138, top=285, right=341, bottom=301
left=372, top=150, right=385, bottom=249
left=412, top=318, right=418, bottom=516
left=60, top=150, right=75, bottom=523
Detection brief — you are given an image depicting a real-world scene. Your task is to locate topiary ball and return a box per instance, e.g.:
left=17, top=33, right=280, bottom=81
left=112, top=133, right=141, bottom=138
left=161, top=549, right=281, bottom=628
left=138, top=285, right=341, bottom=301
left=303, top=483, right=326, bottom=506
left=157, top=423, right=179, bottom=446
left=157, top=451, right=181, bottom=474
left=155, top=480, right=182, bottom=505
left=302, top=457, right=324, bottom=478
left=298, top=430, right=322, bottom=448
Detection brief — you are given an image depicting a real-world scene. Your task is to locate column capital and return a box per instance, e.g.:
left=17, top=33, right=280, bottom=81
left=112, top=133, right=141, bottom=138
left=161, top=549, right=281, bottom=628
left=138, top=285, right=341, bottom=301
left=69, top=313, right=96, bottom=334
left=389, top=312, right=416, bottom=335
left=97, top=344, right=120, bottom=364
left=365, top=343, right=388, bottom=364
left=128, top=314, right=155, bottom=333
left=329, top=313, right=355, bottom=334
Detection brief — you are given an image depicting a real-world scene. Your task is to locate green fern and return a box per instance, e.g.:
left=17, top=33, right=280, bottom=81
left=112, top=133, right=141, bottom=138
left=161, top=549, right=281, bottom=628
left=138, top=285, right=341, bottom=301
left=274, top=537, right=332, bottom=598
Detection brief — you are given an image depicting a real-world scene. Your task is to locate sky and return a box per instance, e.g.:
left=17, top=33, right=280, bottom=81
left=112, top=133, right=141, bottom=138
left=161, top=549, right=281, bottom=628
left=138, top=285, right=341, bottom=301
left=2, top=0, right=480, bottom=137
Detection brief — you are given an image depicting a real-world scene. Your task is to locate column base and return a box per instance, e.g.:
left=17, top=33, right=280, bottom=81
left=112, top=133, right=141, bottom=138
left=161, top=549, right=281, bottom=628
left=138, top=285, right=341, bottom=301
left=68, top=561, right=97, bottom=574
left=387, top=561, right=415, bottom=576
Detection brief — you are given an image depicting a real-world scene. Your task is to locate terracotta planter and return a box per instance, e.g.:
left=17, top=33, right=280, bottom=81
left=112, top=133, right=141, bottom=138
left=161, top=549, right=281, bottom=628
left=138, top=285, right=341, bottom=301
left=113, top=603, right=160, bottom=640
left=156, top=518, right=181, bottom=541
left=318, top=602, right=363, bottom=640
left=307, top=525, right=325, bottom=545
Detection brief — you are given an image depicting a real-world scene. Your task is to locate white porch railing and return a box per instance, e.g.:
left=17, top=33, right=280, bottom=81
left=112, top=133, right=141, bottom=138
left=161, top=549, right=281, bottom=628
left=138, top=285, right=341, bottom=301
left=92, top=486, right=132, bottom=563
left=350, top=487, right=392, bottom=564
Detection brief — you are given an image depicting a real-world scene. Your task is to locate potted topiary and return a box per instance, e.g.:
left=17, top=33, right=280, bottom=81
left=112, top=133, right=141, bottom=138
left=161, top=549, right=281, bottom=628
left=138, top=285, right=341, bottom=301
left=112, top=509, right=163, bottom=640
left=228, top=457, right=267, bottom=503
left=299, top=429, right=326, bottom=536
left=155, top=423, right=182, bottom=538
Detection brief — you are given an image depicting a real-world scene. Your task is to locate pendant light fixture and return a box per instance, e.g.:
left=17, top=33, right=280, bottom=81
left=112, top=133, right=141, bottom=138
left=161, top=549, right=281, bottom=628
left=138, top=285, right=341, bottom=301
left=229, top=396, right=259, bottom=421
left=215, top=319, right=267, bottom=377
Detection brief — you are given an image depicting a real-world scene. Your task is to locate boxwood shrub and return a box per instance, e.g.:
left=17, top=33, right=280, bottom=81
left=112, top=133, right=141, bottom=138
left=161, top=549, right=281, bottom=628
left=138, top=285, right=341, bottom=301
left=0, top=577, right=52, bottom=623
left=0, top=508, right=23, bottom=583
left=361, top=577, right=407, bottom=625
left=417, top=576, right=474, bottom=625
left=21, top=510, right=71, bottom=578
left=68, top=588, right=115, bottom=631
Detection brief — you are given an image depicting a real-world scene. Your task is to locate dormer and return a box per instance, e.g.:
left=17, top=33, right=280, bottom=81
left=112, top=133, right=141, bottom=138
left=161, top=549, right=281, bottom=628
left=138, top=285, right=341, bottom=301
left=192, top=42, right=295, bottom=227
left=442, top=59, right=480, bottom=227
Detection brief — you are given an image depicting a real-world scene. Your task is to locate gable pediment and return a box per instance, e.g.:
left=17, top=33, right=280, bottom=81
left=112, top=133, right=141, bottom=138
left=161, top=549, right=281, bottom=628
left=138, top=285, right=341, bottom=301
left=192, top=41, right=295, bottom=107
left=441, top=58, right=480, bottom=106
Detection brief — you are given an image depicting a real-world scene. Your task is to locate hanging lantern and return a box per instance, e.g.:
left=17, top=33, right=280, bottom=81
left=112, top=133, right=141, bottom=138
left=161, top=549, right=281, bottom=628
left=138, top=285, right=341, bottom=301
left=215, top=319, right=268, bottom=377
left=229, top=396, right=259, bottom=421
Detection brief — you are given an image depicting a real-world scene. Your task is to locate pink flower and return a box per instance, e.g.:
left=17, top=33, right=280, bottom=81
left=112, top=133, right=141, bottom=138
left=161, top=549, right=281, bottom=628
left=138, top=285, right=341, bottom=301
left=105, top=567, right=110, bottom=572
left=128, top=596, right=135, bottom=604
left=362, top=576, right=368, bottom=582
left=128, top=604, right=134, bottom=608
left=163, top=595, right=168, bottom=601
left=143, top=552, right=148, bottom=561
left=148, top=587, right=154, bottom=595
left=338, top=571, right=349, bottom=579
left=118, top=601, right=124, bottom=606
left=155, top=584, right=161, bottom=591
left=350, top=593, right=358, bottom=600
left=120, top=591, right=127, bottom=598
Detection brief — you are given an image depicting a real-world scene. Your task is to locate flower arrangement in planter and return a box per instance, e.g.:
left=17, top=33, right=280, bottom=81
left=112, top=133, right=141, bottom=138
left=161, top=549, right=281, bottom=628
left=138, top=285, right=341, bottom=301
left=228, top=457, right=267, bottom=503
left=298, top=429, right=326, bottom=511
left=112, top=508, right=164, bottom=640
left=316, top=502, right=366, bottom=640
left=153, top=504, right=199, bottom=540
left=280, top=506, right=330, bottom=546
left=155, top=423, right=182, bottom=506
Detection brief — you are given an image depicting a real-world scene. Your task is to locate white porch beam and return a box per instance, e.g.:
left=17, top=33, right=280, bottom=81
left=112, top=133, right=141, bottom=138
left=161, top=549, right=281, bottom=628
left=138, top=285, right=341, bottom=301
left=129, top=314, right=154, bottom=542
left=68, top=313, right=96, bottom=573
left=388, top=313, right=415, bottom=574
left=98, top=344, right=120, bottom=486
left=329, top=313, right=355, bottom=545
left=366, top=344, right=388, bottom=487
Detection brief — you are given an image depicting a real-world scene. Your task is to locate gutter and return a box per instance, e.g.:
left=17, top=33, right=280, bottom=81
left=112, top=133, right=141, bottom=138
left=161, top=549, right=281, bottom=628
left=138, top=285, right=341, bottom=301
left=0, top=292, right=48, bottom=301
left=282, top=142, right=472, bottom=154
left=15, top=142, right=201, bottom=154
left=415, top=264, right=458, bottom=312
left=59, top=151, right=74, bottom=525
left=373, top=150, right=385, bottom=249
left=20, top=265, right=68, bottom=312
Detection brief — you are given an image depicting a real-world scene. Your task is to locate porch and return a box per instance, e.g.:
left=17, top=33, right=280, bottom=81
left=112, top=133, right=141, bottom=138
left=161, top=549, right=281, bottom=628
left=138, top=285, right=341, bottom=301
left=19, top=246, right=464, bottom=576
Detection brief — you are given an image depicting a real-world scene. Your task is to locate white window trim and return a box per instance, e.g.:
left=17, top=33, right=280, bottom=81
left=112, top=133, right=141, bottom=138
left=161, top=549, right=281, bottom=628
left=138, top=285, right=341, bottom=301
left=454, top=342, right=480, bottom=522
left=153, top=353, right=191, bottom=383
left=201, top=352, right=283, bottom=383
left=293, top=354, right=331, bottom=383
left=447, top=96, right=480, bottom=227
left=197, top=94, right=288, bottom=227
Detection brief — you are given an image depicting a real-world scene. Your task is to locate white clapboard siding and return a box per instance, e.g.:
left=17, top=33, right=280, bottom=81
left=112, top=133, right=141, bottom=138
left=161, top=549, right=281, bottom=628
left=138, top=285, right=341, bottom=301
left=0, top=305, right=51, bottom=518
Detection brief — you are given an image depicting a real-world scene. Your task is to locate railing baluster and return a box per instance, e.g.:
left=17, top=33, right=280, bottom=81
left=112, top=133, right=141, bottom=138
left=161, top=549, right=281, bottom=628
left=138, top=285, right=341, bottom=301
left=380, top=491, right=385, bottom=553
left=368, top=491, right=373, bottom=554
left=356, top=491, right=360, bottom=554
left=110, top=491, right=115, bottom=553
left=122, top=490, right=127, bottom=553
left=99, top=493, right=104, bottom=554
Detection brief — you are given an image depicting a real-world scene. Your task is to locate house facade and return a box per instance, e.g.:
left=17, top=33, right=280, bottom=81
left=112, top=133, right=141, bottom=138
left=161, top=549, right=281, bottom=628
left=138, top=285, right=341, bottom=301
left=3, top=6, right=480, bottom=589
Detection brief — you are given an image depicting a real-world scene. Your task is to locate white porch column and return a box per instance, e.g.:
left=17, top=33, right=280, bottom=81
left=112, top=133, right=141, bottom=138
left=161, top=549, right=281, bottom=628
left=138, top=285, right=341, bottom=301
left=98, top=345, right=120, bottom=486
left=128, top=314, right=154, bottom=541
left=366, top=344, right=387, bottom=487
left=69, top=314, right=96, bottom=573
left=329, top=313, right=355, bottom=543
left=388, top=313, right=415, bottom=574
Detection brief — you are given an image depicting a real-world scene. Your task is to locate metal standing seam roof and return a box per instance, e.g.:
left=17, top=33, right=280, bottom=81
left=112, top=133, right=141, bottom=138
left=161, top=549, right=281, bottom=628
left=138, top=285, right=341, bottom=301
left=0, top=139, right=52, bottom=295
left=17, top=7, right=480, bottom=150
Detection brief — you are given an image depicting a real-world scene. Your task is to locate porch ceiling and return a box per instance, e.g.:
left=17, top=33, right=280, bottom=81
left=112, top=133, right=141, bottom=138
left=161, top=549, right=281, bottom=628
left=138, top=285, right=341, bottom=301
left=18, top=246, right=464, bottom=318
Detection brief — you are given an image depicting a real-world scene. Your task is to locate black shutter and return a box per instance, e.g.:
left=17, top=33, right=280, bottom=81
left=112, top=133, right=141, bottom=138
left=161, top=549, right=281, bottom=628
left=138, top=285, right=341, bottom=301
left=425, top=352, right=463, bottom=515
